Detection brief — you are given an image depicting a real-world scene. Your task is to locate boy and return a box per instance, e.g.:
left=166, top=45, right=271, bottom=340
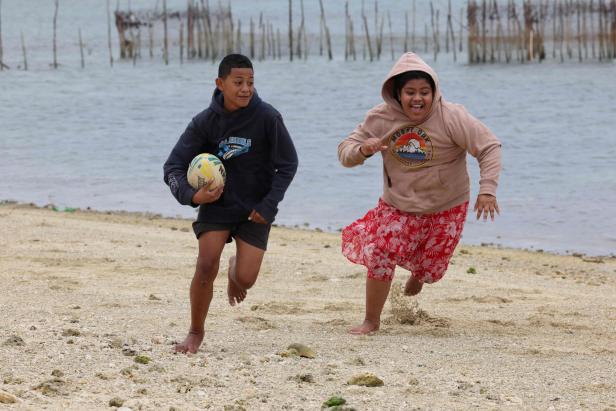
left=163, top=54, right=298, bottom=353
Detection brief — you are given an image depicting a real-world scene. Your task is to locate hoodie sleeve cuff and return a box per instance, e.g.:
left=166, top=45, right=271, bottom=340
left=478, top=180, right=497, bottom=197
left=352, top=145, right=371, bottom=164
left=254, top=203, right=277, bottom=223
left=182, top=187, right=199, bottom=208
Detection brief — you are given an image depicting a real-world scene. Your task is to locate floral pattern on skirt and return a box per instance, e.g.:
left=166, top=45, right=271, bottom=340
left=341, top=198, right=468, bottom=283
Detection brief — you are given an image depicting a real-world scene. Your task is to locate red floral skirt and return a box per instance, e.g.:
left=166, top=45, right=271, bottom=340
left=341, top=198, right=468, bottom=283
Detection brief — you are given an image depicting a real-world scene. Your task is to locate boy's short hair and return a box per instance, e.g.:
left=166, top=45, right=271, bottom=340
left=394, top=71, right=436, bottom=98
left=218, top=54, right=253, bottom=78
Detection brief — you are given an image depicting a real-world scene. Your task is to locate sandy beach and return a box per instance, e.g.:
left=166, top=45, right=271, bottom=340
left=1, top=202, right=615, bottom=410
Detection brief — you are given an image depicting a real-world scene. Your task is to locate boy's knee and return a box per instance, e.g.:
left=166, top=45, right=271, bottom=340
left=234, top=272, right=256, bottom=290
left=195, top=257, right=219, bottom=283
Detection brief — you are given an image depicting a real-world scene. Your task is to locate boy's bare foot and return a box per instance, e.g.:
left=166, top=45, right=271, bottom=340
left=349, top=320, right=380, bottom=335
left=227, top=256, right=247, bottom=306
left=174, top=330, right=204, bottom=354
left=404, top=276, right=424, bottom=296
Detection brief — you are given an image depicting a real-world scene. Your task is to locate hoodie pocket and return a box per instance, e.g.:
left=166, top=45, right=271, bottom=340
left=437, top=165, right=470, bottom=195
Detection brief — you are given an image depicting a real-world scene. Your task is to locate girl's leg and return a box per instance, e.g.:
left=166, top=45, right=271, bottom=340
left=175, top=230, right=229, bottom=354
left=403, top=202, right=469, bottom=295
left=404, top=276, right=424, bottom=296
left=350, top=277, right=392, bottom=335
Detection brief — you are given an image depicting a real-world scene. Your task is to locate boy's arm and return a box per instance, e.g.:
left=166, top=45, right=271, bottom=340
left=163, top=119, right=204, bottom=207
left=253, top=115, right=298, bottom=223
left=446, top=105, right=502, bottom=197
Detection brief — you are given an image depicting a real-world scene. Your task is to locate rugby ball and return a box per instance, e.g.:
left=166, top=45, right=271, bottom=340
left=187, top=153, right=226, bottom=190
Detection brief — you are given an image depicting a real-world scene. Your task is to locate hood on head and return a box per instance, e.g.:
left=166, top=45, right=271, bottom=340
left=381, top=52, right=441, bottom=118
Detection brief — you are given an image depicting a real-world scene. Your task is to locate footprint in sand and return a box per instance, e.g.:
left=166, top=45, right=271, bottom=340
left=446, top=295, right=512, bottom=304
left=250, top=301, right=308, bottom=315
left=235, top=316, right=276, bottom=330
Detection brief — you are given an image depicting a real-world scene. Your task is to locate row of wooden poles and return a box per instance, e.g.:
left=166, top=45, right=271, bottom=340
left=1, top=0, right=615, bottom=71
left=468, top=0, right=616, bottom=63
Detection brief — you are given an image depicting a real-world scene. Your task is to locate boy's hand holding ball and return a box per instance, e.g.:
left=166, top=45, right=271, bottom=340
left=192, top=185, right=223, bottom=204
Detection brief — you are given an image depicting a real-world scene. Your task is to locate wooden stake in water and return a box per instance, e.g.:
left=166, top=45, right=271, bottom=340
left=277, top=28, right=281, bottom=59
left=259, top=12, right=265, bottom=61
left=195, top=1, right=202, bottom=58
left=21, top=31, right=27, bottom=71
left=106, top=0, right=113, bottom=67
left=148, top=19, right=153, bottom=59
left=459, top=6, right=464, bottom=53
left=345, top=1, right=350, bottom=60
left=404, top=11, right=409, bottom=52
left=288, top=0, right=293, bottom=61
left=446, top=0, right=457, bottom=61
left=590, top=0, right=596, bottom=58
left=180, top=15, right=184, bottom=64
left=349, top=9, right=357, bottom=60
left=319, top=0, right=333, bottom=60
left=387, top=11, right=394, bottom=60
left=577, top=0, right=583, bottom=61
left=494, top=0, right=501, bottom=63
left=78, top=28, right=85, bottom=68
left=163, top=0, right=168, bottom=65
left=296, top=0, right=304, bottom=59
left=186, top=0, right=193, bottom=58
left=201, top=0, right=210, bottom=60
left=0, top=0, right=4, bottom=71
left=249, top=17, right=255, bottom=58
left=362, top=9, right=374, bottom=61
left=236, top=18, right=242, bottom=54
left=430, top=2, right=437, bottom=60
left=412, top=0, right=416, bottom=50
left=53, top=0, right=59, bottom=69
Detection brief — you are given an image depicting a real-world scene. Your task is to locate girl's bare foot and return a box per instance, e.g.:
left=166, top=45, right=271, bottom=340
left=349, top=320, right=380, bottom=335
left=174, top=330, right=204, bottom=354
left=227, top=256, right=247, bottom=306
left=404, top=276, right=424, bottom=296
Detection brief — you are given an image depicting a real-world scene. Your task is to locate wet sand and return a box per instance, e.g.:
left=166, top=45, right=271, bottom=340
left=1, top=203, right=615, bottom=410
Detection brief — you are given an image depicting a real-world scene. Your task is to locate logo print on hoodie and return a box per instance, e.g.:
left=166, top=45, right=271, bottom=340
left=389, top=126, right=433, bottom=168
left=217, top=136, right=252, bottom=160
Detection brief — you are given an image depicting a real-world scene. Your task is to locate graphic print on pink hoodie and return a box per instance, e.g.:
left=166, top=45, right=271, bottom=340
left=338, top=52, right=502, bottom=214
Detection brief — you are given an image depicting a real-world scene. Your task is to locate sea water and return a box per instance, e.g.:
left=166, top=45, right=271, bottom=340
left=1, top=0, right=615, bottom=255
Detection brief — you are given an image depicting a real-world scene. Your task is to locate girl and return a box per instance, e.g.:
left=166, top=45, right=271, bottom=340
left=338, top=52, right=501, bottom=335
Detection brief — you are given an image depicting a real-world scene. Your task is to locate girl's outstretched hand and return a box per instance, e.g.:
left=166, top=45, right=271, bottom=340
left=360, top=136, right=390, bottom=157
left=192, top=185, right=223, bottom=204
left=474, top=194, right=500, bottom=221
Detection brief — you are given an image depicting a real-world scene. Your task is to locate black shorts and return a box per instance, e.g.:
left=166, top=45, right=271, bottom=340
left=192, top=220, right=271, bottom=251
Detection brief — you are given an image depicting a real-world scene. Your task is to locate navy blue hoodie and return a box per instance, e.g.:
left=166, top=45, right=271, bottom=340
left=163, top=89, right=298, bottom=223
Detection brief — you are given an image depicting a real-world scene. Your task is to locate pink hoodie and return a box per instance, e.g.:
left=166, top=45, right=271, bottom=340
left=338, top=52, right=502, bottom=214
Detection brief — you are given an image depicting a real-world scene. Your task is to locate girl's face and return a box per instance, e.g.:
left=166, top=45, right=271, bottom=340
left=399, top=78, right=434, bottom=123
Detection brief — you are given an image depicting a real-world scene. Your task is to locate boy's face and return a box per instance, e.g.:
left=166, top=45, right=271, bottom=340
left=215, top=68, right=254, bottom=112
left=399, top=78, right=434, bottom=123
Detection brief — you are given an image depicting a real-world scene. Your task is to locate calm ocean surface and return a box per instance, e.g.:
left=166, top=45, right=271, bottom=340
left=1, top=1, right=615, bottom=255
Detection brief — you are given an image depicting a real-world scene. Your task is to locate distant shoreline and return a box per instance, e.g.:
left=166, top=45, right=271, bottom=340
left=2, top=199, right=613, bottom=260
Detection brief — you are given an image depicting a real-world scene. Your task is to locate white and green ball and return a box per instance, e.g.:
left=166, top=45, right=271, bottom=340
left=187, top=153, right=226, bottom=190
